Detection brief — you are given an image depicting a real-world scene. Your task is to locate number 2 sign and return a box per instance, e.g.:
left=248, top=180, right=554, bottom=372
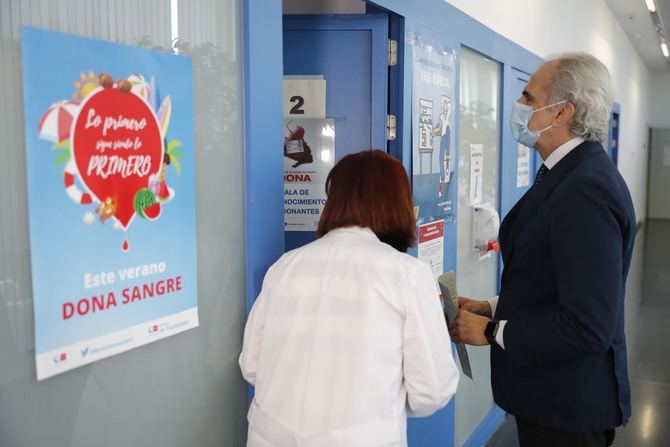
left=283, top=77, right=326, bottom=118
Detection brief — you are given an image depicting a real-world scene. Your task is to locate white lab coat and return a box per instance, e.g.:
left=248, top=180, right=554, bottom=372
left=239, top=227, right=459, bottom=447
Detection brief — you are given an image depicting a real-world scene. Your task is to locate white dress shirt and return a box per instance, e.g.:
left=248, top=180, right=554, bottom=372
left=490, top=137, right=584, bottom=348
left=240, top=227, right=459, bottom=447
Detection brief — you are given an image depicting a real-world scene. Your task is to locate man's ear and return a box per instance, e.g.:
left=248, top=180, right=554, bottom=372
left=553, top=101, right=575, bottom=128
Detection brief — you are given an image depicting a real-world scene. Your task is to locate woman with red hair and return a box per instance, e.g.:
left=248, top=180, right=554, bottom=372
left=240, top=150, right=458, bottom=447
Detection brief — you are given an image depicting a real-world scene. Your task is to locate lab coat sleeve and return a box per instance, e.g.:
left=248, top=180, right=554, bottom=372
left=403, top=264, right=459, bottom=417
left=239, top=264, right=276, bottom=385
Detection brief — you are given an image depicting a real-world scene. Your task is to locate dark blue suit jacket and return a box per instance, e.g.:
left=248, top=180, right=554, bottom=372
left=492, top=140, right=635, bottom=432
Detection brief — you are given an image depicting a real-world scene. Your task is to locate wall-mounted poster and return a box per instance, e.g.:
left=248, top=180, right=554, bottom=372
left=283, top=118, right=335, bottom=231
left=21, top=27, right=198, bottom=380
left=411, top=37, right=457, bottom=225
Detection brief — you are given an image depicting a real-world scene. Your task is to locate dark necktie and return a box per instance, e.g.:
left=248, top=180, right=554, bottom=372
left=534, top=164, right=548, bottom=185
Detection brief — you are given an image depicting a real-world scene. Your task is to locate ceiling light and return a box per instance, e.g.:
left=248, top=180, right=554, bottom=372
left=662, top=42, right=669, bottom=58
left=646, top=0, right=657, bottom=12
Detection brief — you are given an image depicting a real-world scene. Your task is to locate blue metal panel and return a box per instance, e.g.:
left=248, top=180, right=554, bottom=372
left=366, top=1, right=542, bottom=446
left=283, top=15, right=388, bottom=251
left=243, top=0, right=285, bottom=312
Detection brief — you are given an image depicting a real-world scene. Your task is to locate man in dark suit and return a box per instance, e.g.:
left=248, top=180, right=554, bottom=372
left=449, top=53, right=635, bottom=447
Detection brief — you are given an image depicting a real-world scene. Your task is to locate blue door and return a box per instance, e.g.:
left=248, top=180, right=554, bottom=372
left=608, top=103, right=620, bottom=166
left=283, top=15, right=389, bottom=251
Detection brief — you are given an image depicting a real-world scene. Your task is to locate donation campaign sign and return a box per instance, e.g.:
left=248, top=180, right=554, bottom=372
left=283, top=118, right=335, bottom=231
left=21, top=27, right=198, bottom=380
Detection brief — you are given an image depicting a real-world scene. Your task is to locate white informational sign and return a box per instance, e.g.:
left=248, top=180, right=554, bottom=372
left=469, top=144, right=484, bottom=205
left=418, top=220, right=445, bottom=279
left=664, top=145, right=670, bottom=167
left=283, top=77, right=326, bottom=119
left=284, top=118, right=335, bottom=231
left=516, top=143, right=531, bottom=187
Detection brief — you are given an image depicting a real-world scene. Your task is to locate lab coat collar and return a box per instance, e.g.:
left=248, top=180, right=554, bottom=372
left=326, top=226, right=379, bottom=241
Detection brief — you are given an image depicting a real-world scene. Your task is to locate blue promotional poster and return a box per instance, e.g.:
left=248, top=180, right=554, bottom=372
left=21, top=27, right=198, bottom=380
left=411, top=38, right=457, bottom=225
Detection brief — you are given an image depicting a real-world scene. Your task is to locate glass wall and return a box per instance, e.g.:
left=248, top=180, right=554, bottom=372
left=455, top=46, right=501, bottom=445
left=0, top=0, right=247, bottom=445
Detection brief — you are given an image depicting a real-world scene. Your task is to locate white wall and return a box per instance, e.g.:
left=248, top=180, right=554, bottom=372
left=446, top=0, right=652, bottom=222
left=649, top=72, right=670, bottom=129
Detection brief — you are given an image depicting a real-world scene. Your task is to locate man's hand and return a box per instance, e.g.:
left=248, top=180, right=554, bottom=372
left=459, top=296, right=492, bottom=318
left=449, top=309, right=490, bottom=346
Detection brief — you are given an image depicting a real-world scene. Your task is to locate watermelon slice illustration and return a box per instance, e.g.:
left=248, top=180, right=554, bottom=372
left=134, top=188, right=161, bottom=220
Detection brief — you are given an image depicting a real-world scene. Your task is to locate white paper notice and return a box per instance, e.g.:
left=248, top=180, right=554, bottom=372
left=438, top=272, right=473, bottom=379
left=469, top=144, right=483, bottom=204
left=516, top=143, right=530, bottom=187
left=283, top=77, right=326, bottom=119
left=418, top=221, right=445, bottom=279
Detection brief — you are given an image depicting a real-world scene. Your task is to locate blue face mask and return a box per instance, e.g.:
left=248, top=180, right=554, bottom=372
left=510, top=100, right=566, bottom=147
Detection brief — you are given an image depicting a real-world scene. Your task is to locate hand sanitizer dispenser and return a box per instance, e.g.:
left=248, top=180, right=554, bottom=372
left=472, top=204, right=500, bottom=255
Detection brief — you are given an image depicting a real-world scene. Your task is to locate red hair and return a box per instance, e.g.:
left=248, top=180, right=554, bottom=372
left=317, top=150, right=416, bottom=252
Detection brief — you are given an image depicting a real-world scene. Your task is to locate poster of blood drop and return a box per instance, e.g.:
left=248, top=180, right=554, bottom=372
left=21, top=27, right=198, bottom=380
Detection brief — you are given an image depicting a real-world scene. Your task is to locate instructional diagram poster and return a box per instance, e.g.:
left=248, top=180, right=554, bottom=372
left=284, top=118, right=335, bottom=231
left=21, top=27, right=198, bottom=380
left=411, top=40, right=457, bottom=225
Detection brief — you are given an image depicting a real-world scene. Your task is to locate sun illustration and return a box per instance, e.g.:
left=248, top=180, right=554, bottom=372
left=73, top=70, right=99, bottom=100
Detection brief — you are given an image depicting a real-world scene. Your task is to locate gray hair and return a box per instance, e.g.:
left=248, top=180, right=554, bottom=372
left=546, top=52, right=614, bottom=143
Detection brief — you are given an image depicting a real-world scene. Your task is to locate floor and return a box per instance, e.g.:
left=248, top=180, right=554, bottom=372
left=485, top=219, right=670, bottom=447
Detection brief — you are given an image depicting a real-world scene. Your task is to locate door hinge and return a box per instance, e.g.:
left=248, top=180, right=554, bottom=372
left=388, top=39, right=398, bottom=66
left=387, top=114, right=397, bottom=141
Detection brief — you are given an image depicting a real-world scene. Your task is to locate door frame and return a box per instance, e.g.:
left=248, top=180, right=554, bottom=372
left=283, top=14, right=389, bottom=153
left=243, top=0, right=285, bottom=314
left=282, top=14, right=390, bottom=251
left=608, top=102, right=621, bottom=166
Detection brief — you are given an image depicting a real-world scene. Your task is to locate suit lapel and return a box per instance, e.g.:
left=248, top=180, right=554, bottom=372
left=501, top=141, right=601, bottom=267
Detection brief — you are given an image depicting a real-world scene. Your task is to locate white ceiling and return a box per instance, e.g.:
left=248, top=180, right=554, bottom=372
left=606, top=0, right=670, bottom=73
